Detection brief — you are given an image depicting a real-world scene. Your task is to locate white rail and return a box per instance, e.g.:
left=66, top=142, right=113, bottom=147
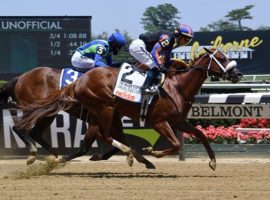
left=202, top=83, right=270, bottom=89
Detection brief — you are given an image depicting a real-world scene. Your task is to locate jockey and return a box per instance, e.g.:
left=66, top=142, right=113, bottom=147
left=71, top=32, right=126, bottom=72
left=129, top=24, right=194, bottom=94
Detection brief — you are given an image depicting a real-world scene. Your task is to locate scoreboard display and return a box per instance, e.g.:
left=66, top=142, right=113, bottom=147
left=0, top=16, right=91, bottom=79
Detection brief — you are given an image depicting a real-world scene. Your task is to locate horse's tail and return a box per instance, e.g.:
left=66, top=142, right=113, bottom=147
left=14, top=84, right=77, bottom=130
left=0, top=77, right=18, bottom=107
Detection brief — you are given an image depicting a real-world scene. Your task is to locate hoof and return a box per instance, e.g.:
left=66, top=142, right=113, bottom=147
left=145, top=160, right=156, bottom=169
left=142, top=146, right=153, bottom=154
left=89, top=154, right=103, bottom=161
left=209, top=159, right=216, bottom=171
left=131, top=148, right=156, bottom=169
left=126, top=153, right=134, bottom=167
left=26, top=155, right=36, bottom=165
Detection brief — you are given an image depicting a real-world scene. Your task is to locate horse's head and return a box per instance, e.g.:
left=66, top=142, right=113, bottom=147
left=192, top=47, right=243, bottom=83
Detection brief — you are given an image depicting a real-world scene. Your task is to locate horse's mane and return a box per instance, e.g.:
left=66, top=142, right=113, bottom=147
left=167, top=58, right=191, bottom=77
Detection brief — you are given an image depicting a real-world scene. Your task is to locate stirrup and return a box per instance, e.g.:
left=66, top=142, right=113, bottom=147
left=142, top=86, right=159, bottom=95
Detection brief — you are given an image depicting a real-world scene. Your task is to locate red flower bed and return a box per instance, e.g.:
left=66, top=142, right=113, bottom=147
left=184, top=118, right=270, bottom=144
left=240, top=118, right=270, bottom=128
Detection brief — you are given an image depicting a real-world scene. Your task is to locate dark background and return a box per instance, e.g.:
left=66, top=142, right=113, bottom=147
left=0, top=16, right=92, bottom=80
left=194, top=31, right=270, bottom=75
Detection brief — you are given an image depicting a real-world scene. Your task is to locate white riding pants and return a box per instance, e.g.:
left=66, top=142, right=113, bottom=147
left=71, top=51, right=95, bottom=70
left=129, top=39, right=158, bottom=69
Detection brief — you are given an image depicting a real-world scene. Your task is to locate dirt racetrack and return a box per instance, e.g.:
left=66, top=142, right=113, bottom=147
left=0, top=156, right=270, bottom=200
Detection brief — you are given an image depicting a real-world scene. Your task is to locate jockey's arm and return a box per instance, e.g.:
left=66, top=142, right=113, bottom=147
left=94, top=45, right=110, bottom=67
left=151, top=43, right=164, bottom=68
left=151, top=34, right=173, bottom=68
left=94, top=54, right=108, bottom=67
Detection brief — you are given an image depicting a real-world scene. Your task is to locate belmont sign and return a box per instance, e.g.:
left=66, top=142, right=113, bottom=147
left=189, top=104, right=270, bottom=119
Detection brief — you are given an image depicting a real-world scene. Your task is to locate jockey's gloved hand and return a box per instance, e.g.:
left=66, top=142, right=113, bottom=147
left=165, top=60, right=172, bottom=68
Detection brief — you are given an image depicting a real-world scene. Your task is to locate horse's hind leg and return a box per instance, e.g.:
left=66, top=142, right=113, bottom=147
left=57, top=124, right=120, bottom=163
left=95, top=107, right=134, bottom=165
left=58, top=115, right=122, bottom=163
left=89, top=112, right=124, bottom=161
left=29, top=116, right=59, bottom=157
left=12, top=126, right=38, bottom=165
left=97, top=108, right=155, bottom=169
left=178, top=121, right=216, bottom=170
left=88, top=130, right=121, bottom=161
left=90, top=148, right=120, bottom=161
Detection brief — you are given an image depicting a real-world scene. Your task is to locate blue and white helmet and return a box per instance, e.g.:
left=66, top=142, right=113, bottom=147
left=108, top=32, right=126, bottom=47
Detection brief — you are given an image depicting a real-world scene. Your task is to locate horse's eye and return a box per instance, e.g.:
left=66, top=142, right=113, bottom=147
left=220, top=56, right=227, bottom=62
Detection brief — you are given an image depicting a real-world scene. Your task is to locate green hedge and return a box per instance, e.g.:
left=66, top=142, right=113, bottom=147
left=0, top=80, right=6, bottom=87
left=188, top=118, right=240, bottom=128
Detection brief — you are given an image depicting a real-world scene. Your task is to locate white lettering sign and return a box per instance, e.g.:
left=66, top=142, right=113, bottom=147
left=1, top=20, right=62, bottom=30
left=2, top=109, right=25, bottom=148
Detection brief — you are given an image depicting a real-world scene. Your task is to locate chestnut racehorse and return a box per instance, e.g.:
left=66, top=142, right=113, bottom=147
left=15, top=48, right=243, bottom=170
left=0, top=67, right=135, bottom=166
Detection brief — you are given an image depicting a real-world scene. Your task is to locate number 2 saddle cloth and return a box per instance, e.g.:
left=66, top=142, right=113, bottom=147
left=113, top=63, right=164, bottom=104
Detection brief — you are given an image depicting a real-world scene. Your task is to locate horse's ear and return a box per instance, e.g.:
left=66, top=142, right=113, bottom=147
left=203, top=47, right=212, bottom=54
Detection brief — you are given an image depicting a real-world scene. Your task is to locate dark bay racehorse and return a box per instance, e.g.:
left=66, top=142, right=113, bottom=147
left=0, top=67, right=127, bottom=165
left=15, top=48, right=243, bottom=170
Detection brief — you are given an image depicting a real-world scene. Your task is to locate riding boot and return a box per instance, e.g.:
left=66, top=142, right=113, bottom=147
left=141, top=67, right=160, bottom=94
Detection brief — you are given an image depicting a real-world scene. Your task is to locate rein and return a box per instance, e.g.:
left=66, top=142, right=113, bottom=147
left=171, top=51, right=231, bottom=80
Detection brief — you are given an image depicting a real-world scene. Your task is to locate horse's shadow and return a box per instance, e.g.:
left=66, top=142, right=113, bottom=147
left=48, top=172, right=227, bottom=179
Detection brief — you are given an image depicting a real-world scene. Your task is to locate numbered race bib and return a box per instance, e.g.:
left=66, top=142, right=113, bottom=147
left=59, top=68, right=83, bottom=88
left=113, top=63, right=146, bottom=103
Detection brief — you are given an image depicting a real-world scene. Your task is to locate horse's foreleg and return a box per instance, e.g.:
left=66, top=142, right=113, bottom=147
left=146, top=121, right=180, bottom=157
left=178, top=121, right=216, bottom=170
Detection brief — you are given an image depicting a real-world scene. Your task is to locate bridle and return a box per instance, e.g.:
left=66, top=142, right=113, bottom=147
left=167, top=48, right=238, bottom=105
left=189, top=49, right=237, bottom=80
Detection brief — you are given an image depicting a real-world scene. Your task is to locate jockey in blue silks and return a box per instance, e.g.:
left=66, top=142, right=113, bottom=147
left=71, top=32, right=126, bottom=72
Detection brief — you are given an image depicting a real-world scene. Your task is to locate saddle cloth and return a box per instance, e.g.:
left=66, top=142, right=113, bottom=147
left=59, top=68, right=84, bottom=88
left=113, top=63, right=155, bottom=103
